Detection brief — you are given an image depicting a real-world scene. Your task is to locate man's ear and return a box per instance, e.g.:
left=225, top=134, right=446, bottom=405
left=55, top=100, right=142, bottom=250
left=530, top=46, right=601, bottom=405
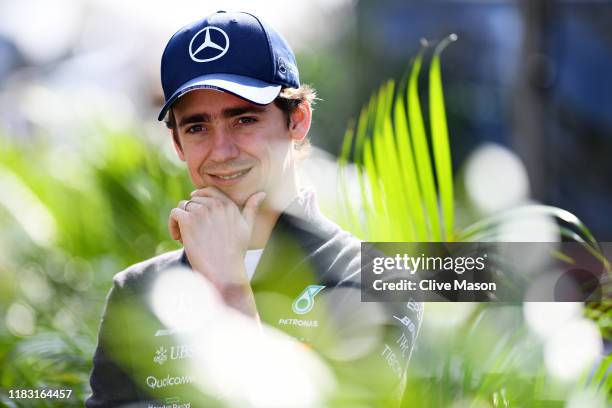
left=289, top=101, right=312, bottom=142
left=171, top=129, right=185, bottom=161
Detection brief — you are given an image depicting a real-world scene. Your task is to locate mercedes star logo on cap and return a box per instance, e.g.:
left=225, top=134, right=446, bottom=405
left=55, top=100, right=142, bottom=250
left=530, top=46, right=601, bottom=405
left=188, top=26, right=229, bottom=63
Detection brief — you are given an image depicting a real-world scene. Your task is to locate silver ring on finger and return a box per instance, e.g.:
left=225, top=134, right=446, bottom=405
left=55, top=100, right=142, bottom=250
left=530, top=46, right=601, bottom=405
left=184, top=200, right=195, bottom=212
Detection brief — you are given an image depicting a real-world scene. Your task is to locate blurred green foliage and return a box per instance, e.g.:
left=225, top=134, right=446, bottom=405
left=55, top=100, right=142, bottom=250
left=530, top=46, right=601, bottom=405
left=0, top=127, right=191, bottom=406
left=337, top=37, right=611, bottom=406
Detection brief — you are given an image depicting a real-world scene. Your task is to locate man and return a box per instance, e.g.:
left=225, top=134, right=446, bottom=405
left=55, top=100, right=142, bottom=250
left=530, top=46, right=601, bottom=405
left=87, top=11, right=422, bottom=407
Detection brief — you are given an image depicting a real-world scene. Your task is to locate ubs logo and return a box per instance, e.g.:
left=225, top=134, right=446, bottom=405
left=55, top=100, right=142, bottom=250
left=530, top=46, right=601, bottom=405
left=153, top=347, right=168, bottom=365
left=153, top=345, right=192, bottom=365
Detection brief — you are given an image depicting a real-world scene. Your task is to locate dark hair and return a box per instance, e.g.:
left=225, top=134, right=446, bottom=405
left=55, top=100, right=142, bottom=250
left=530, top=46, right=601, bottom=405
left=165, top=84, right=317, bottom=153
left=273, top=85, right=317, bottom=153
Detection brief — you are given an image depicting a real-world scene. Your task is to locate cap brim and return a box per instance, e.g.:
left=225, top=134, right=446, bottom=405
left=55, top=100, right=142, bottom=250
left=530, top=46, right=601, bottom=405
left=158, top=73, right=282, bottom=121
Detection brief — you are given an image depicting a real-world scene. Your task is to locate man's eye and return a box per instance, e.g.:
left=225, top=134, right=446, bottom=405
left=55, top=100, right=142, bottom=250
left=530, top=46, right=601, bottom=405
left=238, top=117, right=257, bottom=124
left=187, top=125, right=205, bottom=133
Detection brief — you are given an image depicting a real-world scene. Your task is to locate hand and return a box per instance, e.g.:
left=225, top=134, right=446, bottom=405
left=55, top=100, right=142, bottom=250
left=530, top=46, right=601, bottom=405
left=168, top=187, right=266, bottom=316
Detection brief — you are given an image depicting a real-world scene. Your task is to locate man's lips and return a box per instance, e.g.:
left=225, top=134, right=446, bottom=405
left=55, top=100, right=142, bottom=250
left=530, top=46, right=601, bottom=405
left=206, top=167, right=252, bottom=181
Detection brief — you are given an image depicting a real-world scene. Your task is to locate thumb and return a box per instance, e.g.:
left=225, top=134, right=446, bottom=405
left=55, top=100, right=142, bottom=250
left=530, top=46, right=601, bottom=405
left=242, top=191, right=266, bottom=229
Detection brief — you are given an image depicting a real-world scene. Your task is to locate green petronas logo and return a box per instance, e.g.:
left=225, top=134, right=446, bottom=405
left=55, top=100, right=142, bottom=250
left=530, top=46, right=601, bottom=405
left=292, top=285, right=325, bottom=315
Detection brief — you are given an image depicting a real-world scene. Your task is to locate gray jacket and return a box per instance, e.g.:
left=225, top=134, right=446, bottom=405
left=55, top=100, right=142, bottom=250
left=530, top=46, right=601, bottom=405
left=86, top=192, right=422, bottom=407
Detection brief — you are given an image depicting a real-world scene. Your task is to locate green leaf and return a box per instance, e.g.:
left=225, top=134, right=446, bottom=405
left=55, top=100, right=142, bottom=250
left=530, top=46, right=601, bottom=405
left=393, top=86, right=427, bottom=241
left=430, top=34, right=457, bottom=240
left=337, top=123, right=365, bottom=238
left=361, top=138, right=381, bottom=239
left=590, top=353, right=612, bottom=390
left=408, top=49, right=441, bottom=241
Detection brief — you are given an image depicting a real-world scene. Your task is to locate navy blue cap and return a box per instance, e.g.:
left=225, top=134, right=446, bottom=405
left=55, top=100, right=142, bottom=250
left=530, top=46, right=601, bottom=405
left=158, top=11, right=300, bottom=121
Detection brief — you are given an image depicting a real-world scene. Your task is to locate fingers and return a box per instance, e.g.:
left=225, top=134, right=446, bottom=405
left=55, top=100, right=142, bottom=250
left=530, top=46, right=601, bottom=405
left=242, top=192, right=266, bottom=229
left=191, top=186, right=231, bottom=202
left=168, top=207, right=188, bottom=242
left=178, top=197, right=219, bottom=213
left=183, top=196, right=222, bottom=211
left=181, top=191, right=265, bottom=222
left=178, top=200, right=191, bottom=211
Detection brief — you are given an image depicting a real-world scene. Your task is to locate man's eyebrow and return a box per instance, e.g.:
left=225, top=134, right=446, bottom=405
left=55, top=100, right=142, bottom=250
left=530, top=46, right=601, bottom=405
left=177, top=106, right=266, bottom=127
left=222, top=105, right=266, bottom=118
left=178, top=113, right=211, bottom=127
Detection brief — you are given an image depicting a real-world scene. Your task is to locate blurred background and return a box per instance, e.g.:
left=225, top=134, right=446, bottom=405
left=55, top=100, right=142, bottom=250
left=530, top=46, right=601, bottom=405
left=0, top=0, right=610, bottom=406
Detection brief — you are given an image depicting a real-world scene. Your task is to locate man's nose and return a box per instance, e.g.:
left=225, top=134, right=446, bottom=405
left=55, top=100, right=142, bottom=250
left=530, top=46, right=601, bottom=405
left=209, top=129, right=239, bottom=163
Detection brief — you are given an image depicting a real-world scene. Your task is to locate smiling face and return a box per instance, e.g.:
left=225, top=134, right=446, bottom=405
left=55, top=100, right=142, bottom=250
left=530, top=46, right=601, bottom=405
left=170, top=89, right=310, bottom=207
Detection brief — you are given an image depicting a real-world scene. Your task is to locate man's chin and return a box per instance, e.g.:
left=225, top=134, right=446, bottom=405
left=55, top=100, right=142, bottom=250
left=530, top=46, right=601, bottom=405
left=221, top=189, right=251, bottom=209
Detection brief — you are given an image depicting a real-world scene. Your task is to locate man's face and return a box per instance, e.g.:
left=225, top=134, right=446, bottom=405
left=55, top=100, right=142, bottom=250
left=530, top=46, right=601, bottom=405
left=171, top=89, right=304, bottom=207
